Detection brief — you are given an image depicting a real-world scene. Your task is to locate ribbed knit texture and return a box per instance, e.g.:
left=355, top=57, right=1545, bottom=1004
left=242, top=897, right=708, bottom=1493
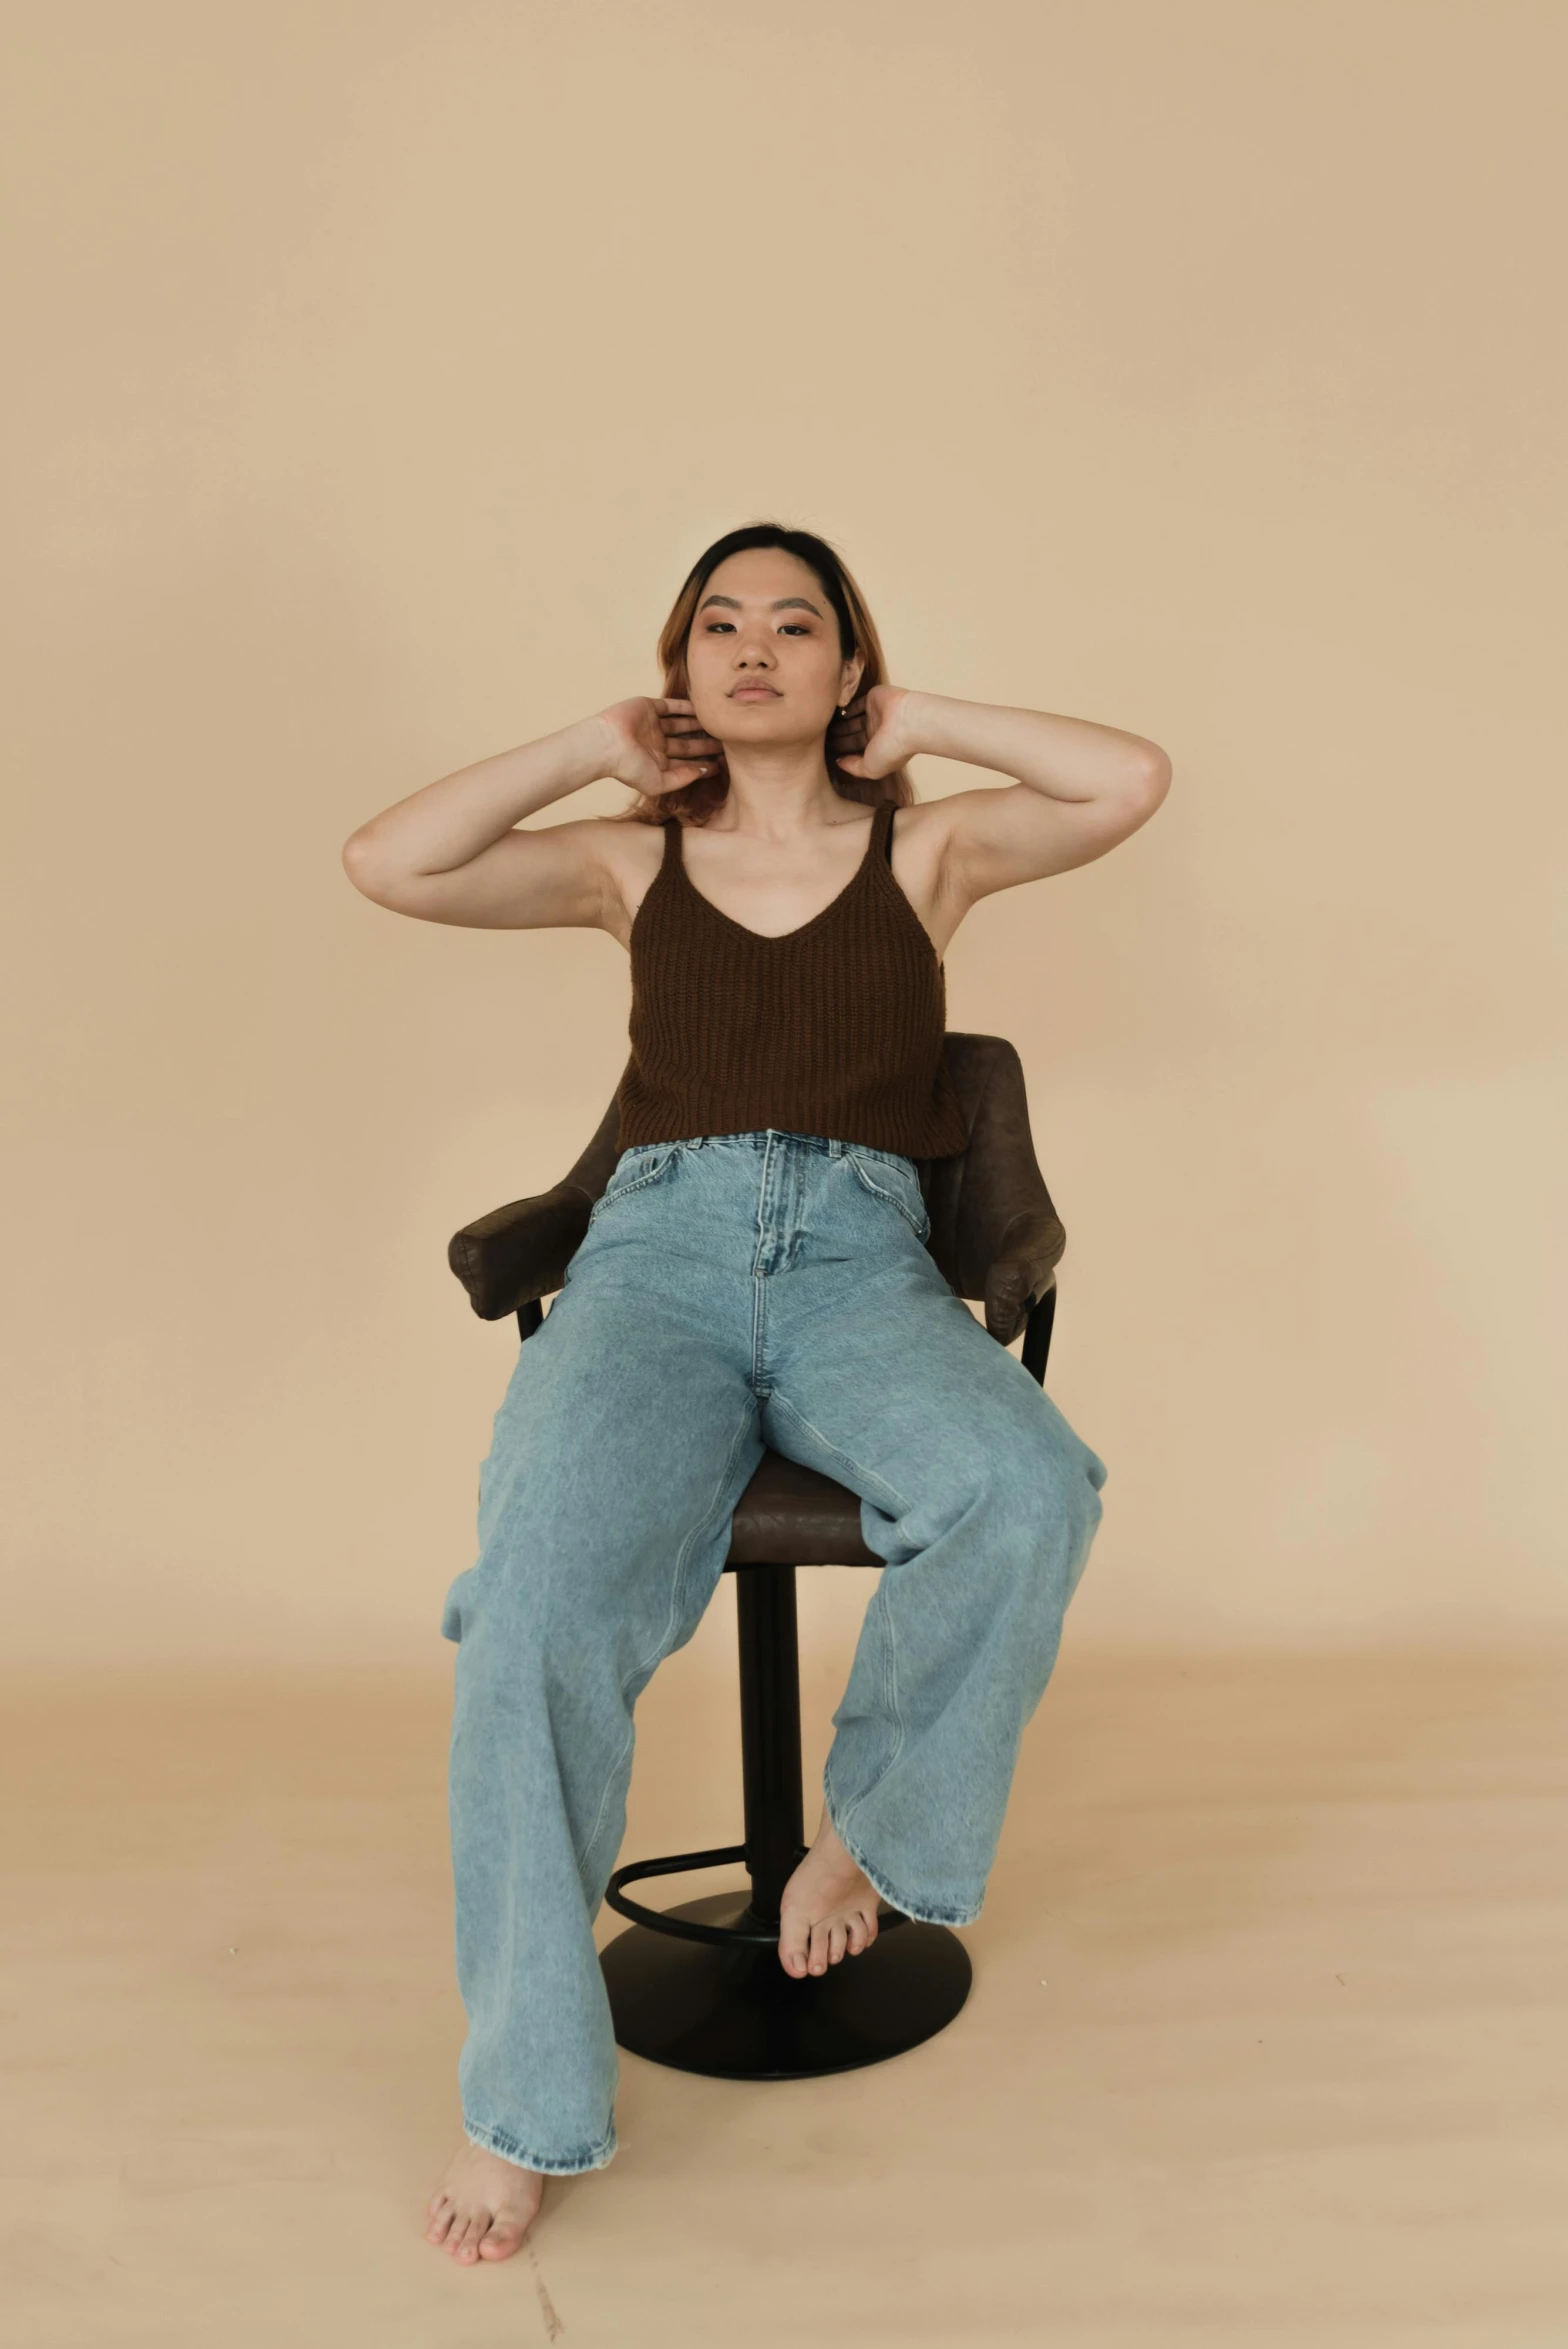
left=615, top=798, right=971, bottom=1158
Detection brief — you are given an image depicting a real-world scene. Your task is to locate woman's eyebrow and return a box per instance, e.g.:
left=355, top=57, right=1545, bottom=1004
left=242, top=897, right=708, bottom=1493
left=697, top=593, right=825, bottom=618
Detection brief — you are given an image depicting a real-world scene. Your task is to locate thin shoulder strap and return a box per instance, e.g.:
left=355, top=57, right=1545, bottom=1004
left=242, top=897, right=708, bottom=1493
left=884, top=803, right=896, bottom=863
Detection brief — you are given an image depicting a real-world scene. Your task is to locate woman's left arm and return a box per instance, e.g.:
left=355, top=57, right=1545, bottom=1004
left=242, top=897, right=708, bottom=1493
left=838, top=687, right=1172, bottom=899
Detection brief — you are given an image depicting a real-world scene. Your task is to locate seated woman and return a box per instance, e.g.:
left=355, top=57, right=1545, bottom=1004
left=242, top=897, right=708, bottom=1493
left=340, top=519, right=1170, bottom=2264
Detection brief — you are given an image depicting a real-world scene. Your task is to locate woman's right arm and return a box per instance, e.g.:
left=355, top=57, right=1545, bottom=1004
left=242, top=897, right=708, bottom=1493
left=340, top=699, right=716, bottom=930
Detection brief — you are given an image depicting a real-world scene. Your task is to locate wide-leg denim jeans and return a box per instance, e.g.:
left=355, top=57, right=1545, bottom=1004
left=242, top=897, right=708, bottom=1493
left=439, top=1129, right=1109, bottom=2175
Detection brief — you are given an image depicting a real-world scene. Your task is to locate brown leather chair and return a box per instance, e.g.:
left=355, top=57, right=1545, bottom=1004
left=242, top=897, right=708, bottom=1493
left=447, top=1033, right=1066, bottom=2082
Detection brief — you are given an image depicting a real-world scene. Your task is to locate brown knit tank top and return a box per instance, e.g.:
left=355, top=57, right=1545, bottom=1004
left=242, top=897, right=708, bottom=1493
left=614, top=798, right=970, bottom=1158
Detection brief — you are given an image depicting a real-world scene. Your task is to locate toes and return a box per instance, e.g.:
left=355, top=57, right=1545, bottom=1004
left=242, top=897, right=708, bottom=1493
left=425, top=2196, right=455, bottom=2244
left=448, top=2214, right=484, bottom=2262
left=479, top=2219, right=528, bottom=2260
left=777, top=1912, right=809, bottom=1977
left=781, top=1886, right=884, bottom=1977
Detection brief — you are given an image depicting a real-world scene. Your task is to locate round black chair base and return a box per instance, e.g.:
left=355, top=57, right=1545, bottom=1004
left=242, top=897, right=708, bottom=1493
left=600, top=1889, right=972, bottom=2079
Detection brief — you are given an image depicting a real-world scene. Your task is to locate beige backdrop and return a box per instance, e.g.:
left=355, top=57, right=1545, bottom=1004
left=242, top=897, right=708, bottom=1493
left=6, top=1, right=1563, bottom=1673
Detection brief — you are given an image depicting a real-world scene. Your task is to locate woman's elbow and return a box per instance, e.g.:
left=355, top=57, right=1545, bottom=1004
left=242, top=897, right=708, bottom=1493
left=1129, top=746, right=1173, bottom=813
left=341, top=828, right=401, bottom=901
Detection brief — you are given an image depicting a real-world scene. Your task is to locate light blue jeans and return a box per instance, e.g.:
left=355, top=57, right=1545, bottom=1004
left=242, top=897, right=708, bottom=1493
left=440, top=1129, right=1108, bottom=2175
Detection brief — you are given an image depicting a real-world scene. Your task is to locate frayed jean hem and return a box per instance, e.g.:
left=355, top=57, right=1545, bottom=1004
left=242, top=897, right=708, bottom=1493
left=463, top=2114, right=618, bottom=2176
left=822, top=1768, right=984, bottom=1930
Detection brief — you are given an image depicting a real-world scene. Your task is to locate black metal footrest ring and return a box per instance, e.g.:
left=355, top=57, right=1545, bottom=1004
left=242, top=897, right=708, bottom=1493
left=605, top=1844, right=797, bottom=1946
left=604, top=1842, right=914, bottom=1948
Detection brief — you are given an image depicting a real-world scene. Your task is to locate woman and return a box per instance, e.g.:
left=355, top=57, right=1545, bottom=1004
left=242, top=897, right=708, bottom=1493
left=342, top=521, right=1170, bottom=2265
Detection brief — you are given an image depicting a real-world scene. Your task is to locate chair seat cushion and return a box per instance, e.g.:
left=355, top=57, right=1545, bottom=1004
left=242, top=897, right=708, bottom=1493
left=725, top=1451, right=881, bottom=1569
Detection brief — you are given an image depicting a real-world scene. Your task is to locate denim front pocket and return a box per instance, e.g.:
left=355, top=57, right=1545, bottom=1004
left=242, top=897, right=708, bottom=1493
left=844, top=1149, right=931, bottom=1243
left=586, top=1141, right=683, bottom=1226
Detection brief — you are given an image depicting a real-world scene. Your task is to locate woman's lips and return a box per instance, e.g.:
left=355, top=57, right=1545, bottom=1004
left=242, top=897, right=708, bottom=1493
left=731, top=687, right=780, bottom=699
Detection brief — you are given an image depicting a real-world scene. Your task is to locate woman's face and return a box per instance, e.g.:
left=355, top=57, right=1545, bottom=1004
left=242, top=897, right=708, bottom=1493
left=684, top=547, right=863, bottom=755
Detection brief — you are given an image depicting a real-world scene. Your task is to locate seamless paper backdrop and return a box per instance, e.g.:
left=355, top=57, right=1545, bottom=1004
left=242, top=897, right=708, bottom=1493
left=4, top=0, right=1563, bottom=1667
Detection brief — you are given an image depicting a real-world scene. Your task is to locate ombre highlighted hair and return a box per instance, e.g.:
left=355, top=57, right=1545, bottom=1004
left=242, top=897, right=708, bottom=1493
left=618, top=521, right=914, bottom=827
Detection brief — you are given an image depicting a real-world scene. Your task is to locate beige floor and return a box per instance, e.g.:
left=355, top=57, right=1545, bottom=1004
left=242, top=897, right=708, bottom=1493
left=4, top=1635, right=1566, bottom=2348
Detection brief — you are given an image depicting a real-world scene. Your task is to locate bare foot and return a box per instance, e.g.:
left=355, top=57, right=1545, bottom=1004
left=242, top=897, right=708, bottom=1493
left=425, top=2139, right=544, bottom=2264
left=777, top=1804, right=882, bottom=1978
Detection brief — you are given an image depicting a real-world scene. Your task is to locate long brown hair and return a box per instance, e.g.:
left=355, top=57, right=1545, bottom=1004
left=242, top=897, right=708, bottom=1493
left=618, top=521, right=914, bottom=827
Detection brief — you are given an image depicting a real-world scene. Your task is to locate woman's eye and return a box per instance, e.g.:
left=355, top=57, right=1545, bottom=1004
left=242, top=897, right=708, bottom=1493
left=703, top=621, right=810, bottom=636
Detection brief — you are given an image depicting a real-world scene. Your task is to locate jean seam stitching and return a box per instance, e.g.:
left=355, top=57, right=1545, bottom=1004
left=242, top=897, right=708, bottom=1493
left=764, top=1387, right=908, bottom=1519
left=594, top=1166, right=664, bottom=1213
left=587, top=1146, right=681, bottom=1224
left=463, top=2113, right=618, bottom=2175
left=762, top=1388, right=908, bottom=1840
left=843, top=1151, right=930, bottom=1241
left=571, top=1389, right=759, bottom=1881
left=846, top=1574, right=906, bottom=1840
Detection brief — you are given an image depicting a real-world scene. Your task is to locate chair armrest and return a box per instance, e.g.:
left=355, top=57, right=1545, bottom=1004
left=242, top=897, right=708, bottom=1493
left=447, top=1183, right=594, bottom=1320
left=982, top=1206, right=1064, bottom=1347
left=923, top=1036, right=1068, bottom=1345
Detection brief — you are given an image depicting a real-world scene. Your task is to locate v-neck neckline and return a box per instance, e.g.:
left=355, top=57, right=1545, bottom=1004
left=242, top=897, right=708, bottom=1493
left=667, top=801, right=887, bottom=946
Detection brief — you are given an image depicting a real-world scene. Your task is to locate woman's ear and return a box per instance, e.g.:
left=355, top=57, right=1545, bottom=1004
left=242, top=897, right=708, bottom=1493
left=840, top=659, right=865, bottom=706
